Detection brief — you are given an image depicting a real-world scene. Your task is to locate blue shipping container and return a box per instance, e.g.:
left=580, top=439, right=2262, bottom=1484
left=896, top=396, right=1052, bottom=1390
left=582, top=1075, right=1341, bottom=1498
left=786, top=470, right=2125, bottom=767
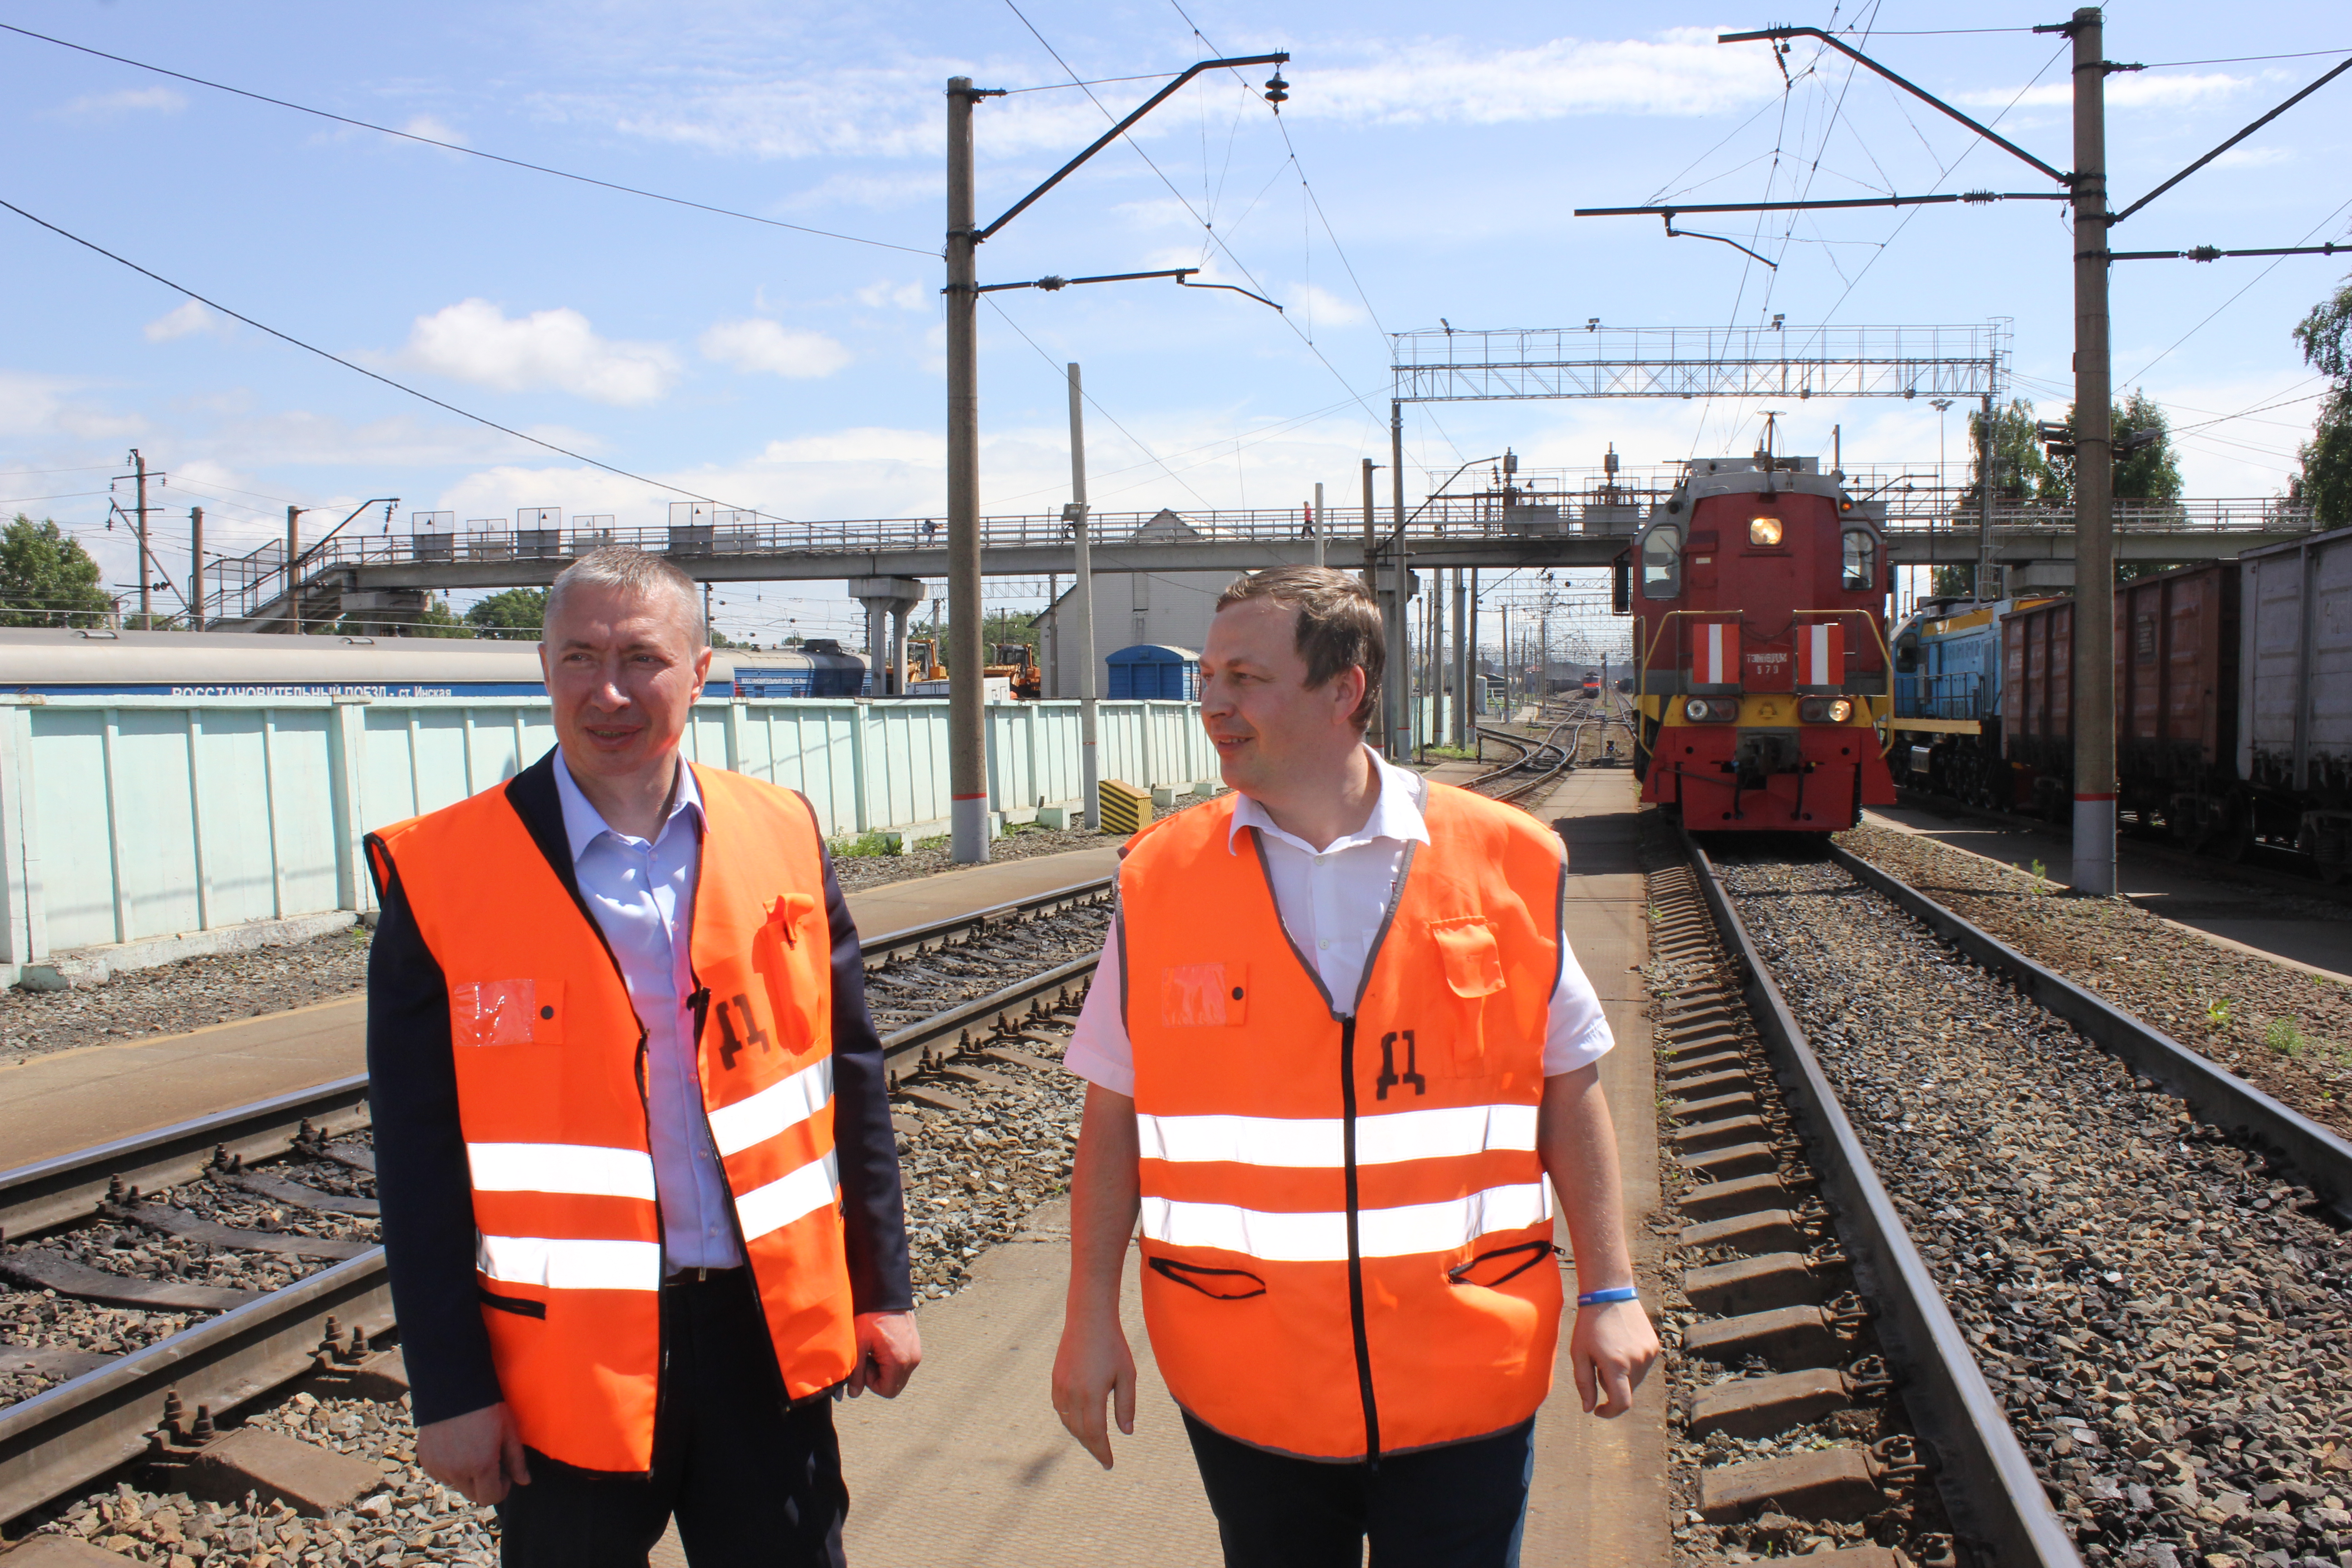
left=1106, top=643, right=1200, bottom=700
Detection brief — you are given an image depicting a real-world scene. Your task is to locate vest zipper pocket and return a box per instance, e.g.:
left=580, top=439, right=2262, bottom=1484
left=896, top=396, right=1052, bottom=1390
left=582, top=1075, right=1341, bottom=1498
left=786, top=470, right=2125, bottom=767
left=479, top=1286, right=547, bottom=1320
left=1446, top=1239, right=1555, bottom=1290
left=1147, top=1257, right=1267, bottom=1300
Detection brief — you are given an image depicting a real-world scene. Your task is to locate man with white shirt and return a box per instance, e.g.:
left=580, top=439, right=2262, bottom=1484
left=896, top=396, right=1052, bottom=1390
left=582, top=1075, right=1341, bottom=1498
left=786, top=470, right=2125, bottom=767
left=1050, top=566, right=1656, bottom=1568
left=366, top=548, right=917, bottom=1566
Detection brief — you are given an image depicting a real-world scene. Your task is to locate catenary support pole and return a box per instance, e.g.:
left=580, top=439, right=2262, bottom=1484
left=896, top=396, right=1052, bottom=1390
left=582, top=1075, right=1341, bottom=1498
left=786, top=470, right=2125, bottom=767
left=189, top=506, right=204, bottom=633
left=1312, top=481, right=1324, bottom=569
left=284, top=505, right=300, bottom=635
left=1068, top=363, right=1102, bottom=831
left=945, top=77, right=988, bottom=862
left=1452, top=568, right=1470, bottom=746
left=1428, top=562, right=1444, bottom=759
left=2070, top=7, right=2117, bottom=897
left=1977, top=392, right=1994, bottom=600
left=1387, top=403, right=1409, bottom=761
left=130, top=449, right=151, bottom=629
left=1359, top=459, right=1376, bottom=593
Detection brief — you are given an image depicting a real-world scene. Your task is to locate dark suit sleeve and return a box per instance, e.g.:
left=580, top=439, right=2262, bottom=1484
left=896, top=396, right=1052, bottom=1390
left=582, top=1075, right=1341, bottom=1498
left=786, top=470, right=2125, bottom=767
left=365, top=843, right=504, bottom=1426
left=821, top=843, right=914, bottom=1314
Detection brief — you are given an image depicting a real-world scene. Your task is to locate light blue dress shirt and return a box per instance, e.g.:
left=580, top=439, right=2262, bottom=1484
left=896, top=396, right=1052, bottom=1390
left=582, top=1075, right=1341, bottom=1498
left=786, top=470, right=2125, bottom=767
left=552, top=750, right=743, bottom=1272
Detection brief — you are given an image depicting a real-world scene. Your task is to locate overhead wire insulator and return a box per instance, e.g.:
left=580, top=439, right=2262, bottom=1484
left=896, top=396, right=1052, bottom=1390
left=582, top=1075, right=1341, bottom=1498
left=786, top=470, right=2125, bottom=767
left=1263, top=73, right=1288, bottom=110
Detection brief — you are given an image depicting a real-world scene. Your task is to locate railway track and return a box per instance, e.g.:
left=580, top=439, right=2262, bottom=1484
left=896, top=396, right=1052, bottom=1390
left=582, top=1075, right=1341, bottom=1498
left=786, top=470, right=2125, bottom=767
left=1666, top=828, right=2352, bottom=1566
left=1889, top=786, right=2352, bottom=907
left=0, top=877, right=1114, bottom=1540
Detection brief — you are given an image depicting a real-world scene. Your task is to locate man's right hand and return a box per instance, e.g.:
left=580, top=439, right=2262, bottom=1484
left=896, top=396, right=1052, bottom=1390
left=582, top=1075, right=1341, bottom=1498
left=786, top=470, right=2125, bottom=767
left=1050, top=1312, right=1137, bottom=1470
left=416, top=1403, right=532, bottom=1505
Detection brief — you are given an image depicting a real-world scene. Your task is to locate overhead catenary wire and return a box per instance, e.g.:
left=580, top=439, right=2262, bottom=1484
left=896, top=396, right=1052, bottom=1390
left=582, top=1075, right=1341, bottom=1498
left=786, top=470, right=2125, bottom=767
left=0, top=193, right=786, bottom=521
left=0, top=20, right=936, bottom=258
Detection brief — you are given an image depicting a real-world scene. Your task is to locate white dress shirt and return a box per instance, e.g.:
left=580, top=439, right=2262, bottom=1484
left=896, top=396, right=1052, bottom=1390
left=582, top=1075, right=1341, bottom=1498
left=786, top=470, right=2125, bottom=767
left=552, top=750, right=742, bottom=1272
left=1065, top=748, right=1614, bottom=1096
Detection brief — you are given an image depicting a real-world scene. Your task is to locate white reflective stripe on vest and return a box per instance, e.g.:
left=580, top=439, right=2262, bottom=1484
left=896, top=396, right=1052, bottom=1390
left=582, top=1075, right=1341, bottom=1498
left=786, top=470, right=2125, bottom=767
left=734, top=1147, right=841, bottom=1244
left=477, top=1235, right=663, bottom=1293
left=466, top=1142, right=658, bottom=1201
left=1140, top=1181, right=1553, bottom=1263
left=706, top=1056, right=835, bottom=1160
left=1136, top=1104, right=1539, bottom=1169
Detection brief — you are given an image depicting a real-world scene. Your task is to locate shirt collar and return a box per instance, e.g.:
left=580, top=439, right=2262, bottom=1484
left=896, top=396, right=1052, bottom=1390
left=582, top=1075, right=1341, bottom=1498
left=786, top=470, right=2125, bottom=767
left=1227, top=746, right=1431, bottom=857
left=552, top=748, right=704, bottom=863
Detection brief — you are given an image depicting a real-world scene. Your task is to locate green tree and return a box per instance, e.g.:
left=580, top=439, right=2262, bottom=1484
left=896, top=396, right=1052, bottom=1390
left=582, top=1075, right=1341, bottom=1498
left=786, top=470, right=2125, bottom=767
left=0, top=515, right=113, bottom=627
left=2044, top=388, right=2183, bottom=504
left=2293, top=271, right=2352, bottom=526
left=1963, top=398, right=2057, bottom=509
left=406, top=597, right=472, bottom=637
left=465, top=588, right=547, bottom=640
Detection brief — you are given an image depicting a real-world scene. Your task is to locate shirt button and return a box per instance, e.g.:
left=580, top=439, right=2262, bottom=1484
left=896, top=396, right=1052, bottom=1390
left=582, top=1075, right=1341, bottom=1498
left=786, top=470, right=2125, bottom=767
left=1318, top=940, right=1330, bottom=950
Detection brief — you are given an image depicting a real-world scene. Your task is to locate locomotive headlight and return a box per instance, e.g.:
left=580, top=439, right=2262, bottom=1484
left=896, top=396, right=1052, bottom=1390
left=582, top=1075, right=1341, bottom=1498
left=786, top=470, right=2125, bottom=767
left=1828, top=697, right=1853, bottom=723
left=1749, top=516, right=1784, bottom=546
left=1798, top=696, right=1856, bottom=723
left=1685, top=698, right=1710, bottom=721
left=1682, top=698, right=1736, bottom=722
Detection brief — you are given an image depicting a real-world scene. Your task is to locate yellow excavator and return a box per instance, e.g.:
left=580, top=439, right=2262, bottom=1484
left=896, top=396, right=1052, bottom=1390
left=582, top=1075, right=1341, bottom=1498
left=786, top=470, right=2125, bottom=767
left=986, top=642, right=1043, bottom=701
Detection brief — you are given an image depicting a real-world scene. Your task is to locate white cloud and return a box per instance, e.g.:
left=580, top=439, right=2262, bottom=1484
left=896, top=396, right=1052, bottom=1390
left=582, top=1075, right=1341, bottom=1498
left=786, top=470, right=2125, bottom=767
left=393, top=299, right=680, bottom=405
left=1288, top=30, right=1787, bottom=127
left=2213, top=144, right=2293, bottom=170
left=400, top=113, right=468, bottom=147
left=144, top=301, right=225, bottom=343
left=1287, top=284, right=1364, bottom=329
left=854, top=280, right=930, bottom=311
left=699, top=318, right=852, bottom=378
left=59, top=87, right=185, bottom=118
left=1959, top=72, right=2250, bottom=112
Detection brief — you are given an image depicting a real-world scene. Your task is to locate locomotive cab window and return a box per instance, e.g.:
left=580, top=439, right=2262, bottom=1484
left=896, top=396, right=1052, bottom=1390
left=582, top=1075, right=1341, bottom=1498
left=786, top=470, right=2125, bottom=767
left=1841, top=529, right=1877, bottom=591
left=1640, top=524, right=1682, bottom=599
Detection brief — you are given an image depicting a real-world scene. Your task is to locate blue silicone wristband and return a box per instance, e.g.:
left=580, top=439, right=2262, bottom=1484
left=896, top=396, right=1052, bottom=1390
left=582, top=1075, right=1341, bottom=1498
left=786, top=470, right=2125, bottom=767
left=1577, top=1286, right=1640, bottom=1307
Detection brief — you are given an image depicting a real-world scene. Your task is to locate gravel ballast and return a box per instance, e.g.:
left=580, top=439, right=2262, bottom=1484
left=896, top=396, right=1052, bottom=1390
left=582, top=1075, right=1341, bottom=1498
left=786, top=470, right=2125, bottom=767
left=1840, top=821, right=2352, bottom=1140
left=0, top=930, right=374, bottom=1067
left=1721, top=846, right=2352, bottom=1567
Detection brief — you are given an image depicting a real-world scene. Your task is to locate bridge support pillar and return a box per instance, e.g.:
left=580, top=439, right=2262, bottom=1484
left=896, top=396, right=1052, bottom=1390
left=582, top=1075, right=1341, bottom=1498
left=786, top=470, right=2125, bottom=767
left=850, top=577, right=925, bottom=695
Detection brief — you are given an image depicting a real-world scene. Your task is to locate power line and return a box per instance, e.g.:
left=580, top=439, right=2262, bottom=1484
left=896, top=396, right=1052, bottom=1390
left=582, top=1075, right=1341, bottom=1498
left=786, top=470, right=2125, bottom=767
left=995, top=1, right=1391, bottom=426
left=2135, top=49, right=2352, bottom=68
left=0, top=21, right=936, bottom=258
left=2122, top=195, right=2352, bottom=383
left=0, top=193, right=776, bottom=517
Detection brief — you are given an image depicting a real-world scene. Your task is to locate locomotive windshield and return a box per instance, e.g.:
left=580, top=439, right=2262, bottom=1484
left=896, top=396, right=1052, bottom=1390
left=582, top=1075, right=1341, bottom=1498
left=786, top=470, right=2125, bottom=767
left=1841, top=529, right=1877, bottom=591
left=1641, top=524, right=1682, bottom=599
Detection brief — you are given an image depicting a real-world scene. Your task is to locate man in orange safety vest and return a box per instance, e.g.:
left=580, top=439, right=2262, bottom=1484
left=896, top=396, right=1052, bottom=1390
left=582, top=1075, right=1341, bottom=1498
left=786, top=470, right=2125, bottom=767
left=1052, top=566, right=1656, bottom=1567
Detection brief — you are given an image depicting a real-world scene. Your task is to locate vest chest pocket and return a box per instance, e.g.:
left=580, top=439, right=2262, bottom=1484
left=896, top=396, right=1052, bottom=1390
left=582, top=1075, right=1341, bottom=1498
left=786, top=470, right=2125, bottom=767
left=1425, top=917, right=1505, bottom=1076
left=453, top=980, right=564, bottom=1047
left=1429, top=918, right=1506, bottom=999
left=750, top=895, right=824, bottom=1059
left=1161, top=964, right=1247, bottom=1028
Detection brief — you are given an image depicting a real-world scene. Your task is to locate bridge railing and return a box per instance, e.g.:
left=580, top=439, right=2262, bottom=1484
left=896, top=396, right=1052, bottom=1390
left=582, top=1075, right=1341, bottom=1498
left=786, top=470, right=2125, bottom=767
left=229, top=491, right=2318, bottom=610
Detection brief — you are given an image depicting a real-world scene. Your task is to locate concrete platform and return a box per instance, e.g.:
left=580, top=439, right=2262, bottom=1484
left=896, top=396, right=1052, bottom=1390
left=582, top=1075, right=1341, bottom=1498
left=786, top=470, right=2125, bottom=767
left=1864, top=804, right=2352, bottom=982
left=0, top=842, right=1128, bottom=1172
left=655, top=769, right=1666, bottom=1567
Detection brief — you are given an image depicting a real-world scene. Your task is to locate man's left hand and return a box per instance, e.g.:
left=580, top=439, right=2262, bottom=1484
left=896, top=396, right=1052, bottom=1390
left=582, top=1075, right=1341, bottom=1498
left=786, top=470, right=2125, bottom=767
left=1570, top=1298, right=1660, bottom=1418
left=845, top=1310, right=921, bottom=1398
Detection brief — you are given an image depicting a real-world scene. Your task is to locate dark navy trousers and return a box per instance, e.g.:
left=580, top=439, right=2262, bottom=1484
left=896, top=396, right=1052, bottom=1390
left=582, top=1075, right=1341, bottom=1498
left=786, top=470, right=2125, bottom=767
left=1182, top=1411, right=1537, bottom=1568
left=495, top=1269, right=848, bottom=1568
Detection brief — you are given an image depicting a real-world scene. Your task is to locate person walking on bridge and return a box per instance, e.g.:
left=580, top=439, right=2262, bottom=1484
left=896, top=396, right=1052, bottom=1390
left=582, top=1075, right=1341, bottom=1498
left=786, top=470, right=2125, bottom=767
left=1051, top=565, right=1656, bottom=1568
left=366, top=548, right=918, bottom=1567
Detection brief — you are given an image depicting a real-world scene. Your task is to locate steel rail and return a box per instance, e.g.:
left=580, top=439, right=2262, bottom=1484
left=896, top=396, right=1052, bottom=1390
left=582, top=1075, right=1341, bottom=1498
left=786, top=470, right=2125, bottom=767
left=880, top=955, right=1098, bottom=1072
left=0, top=1250, right=393, bottom=1524
left=1831, top=843, right=2352, bottom=1216
left=0, top=1077, right=372, bottom=1243
left=857, top=875, right=1114, bottom=965
left=1684, top=831, right=2082, bottom=1567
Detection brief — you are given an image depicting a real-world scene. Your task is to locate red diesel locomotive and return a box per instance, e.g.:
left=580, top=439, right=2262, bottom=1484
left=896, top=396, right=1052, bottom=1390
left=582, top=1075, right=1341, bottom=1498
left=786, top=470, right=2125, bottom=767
left=1627, top=452, right=1898, bottom=831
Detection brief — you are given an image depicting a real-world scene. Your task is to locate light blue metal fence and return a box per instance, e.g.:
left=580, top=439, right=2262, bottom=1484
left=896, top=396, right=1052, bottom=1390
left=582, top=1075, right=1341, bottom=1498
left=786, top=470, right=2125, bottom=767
left=0, top=696, right=1214, bottom=975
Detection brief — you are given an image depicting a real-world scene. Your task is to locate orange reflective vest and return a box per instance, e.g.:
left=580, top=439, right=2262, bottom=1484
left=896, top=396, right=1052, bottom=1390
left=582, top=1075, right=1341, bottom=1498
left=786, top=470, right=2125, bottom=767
left=1120, top=783, right=1568, bottom=1462
left=367, top=763, right=852, bottom=1474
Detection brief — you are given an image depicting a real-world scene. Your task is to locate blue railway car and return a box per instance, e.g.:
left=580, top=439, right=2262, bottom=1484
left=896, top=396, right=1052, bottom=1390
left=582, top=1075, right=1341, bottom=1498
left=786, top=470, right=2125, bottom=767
left=726, top=640, right=872, bottom=698
left=1887, top=595, right=2053, bottom=806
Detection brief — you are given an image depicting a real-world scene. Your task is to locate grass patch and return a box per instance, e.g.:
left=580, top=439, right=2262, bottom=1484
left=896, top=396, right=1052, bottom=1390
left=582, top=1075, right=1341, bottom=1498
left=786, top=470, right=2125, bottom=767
left=2265, top=1017, right=2308, bottom=1058
left=1422, top=745, right=1481, bottom=760
left=828, top=831, right=900, bottom=859
left=2207, top=999, right=2234, bottom=1029
left=916, top=833, right=949, bottom=852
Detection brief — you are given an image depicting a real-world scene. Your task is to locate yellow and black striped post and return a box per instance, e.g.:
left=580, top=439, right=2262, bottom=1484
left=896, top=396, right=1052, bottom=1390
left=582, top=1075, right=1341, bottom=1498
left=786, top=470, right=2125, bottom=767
left=1097, top=779, right=1151, bottom=836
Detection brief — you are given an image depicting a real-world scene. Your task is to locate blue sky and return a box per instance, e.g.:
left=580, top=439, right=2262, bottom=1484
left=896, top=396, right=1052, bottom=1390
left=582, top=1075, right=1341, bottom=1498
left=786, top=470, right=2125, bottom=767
left=4, top=0, right=2347, bottom=643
